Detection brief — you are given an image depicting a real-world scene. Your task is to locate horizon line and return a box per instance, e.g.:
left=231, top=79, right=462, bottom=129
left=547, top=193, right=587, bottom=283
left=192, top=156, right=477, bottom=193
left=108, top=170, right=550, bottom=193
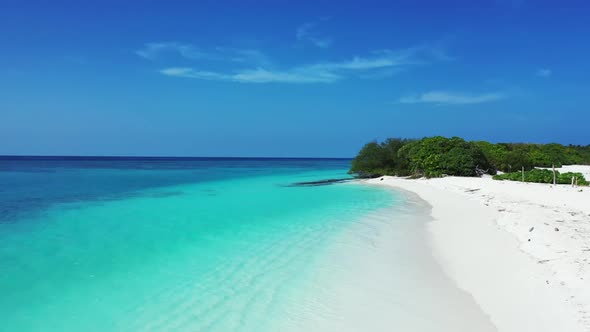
left=0, top=155, right=353, bottom=160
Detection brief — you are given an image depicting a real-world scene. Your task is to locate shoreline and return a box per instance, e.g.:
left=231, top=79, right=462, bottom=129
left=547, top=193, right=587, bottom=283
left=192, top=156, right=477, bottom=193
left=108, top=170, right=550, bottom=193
left=366, top=174, right=590, bottom=332
left=274, top=187, right=498, bottom=332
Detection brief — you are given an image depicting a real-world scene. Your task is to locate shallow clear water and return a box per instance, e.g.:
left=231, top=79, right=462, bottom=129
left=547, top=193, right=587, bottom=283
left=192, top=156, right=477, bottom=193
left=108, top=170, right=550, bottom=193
left=0, top=157, right=398, bottom=331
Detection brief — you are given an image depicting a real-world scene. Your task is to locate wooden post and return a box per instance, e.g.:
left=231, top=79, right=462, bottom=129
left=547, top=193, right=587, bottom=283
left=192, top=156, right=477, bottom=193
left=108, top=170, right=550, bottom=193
left=571, top=176, right=575, bottom=187
left=552, top=164, right=556, bottom=185
left=522, top=166, right=525, bottom=182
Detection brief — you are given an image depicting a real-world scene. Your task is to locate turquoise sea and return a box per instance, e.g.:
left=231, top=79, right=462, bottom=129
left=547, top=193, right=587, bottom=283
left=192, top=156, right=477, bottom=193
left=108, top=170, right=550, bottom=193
left=0, top=157, right=398, bottom=332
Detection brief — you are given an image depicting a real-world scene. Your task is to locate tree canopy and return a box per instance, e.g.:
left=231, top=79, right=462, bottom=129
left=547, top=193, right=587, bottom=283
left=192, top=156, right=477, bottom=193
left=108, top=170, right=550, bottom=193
left=349, top=136, right=590, bottom=179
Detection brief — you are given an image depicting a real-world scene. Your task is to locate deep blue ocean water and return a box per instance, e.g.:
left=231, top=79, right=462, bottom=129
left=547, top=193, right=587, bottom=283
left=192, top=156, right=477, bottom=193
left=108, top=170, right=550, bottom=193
left=0, top=157, right=397, bottom=331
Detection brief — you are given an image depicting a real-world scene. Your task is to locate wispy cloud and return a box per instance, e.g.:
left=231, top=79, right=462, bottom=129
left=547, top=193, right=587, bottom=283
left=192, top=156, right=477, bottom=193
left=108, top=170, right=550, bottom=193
left=159, top=45, right=449, bottom=84
left=136, top=42, right=272, bottom=66
left=159, top=68, right=232, bottom=81
left=226, top=49, right=272, bottom=67
left=399, top=91, right=506, bottom=105
left=296, top=20, right=332, bottom=48
left=536, top=68, right=552, bottom=77
left=136, top=42, right=206, bottom=60
left=160, top=67, right=338, bottom=83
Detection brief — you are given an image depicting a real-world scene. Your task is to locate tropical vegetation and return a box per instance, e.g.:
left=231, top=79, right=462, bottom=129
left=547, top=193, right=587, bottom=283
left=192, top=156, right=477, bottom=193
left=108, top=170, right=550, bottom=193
left=349, top=136, right=590, bottom=185
left=492, top=169, right=588, bottom=185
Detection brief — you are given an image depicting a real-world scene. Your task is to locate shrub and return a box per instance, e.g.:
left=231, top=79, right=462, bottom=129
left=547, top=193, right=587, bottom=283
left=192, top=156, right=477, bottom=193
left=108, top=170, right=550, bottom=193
left=558, top=172, right=589, bottom=185
left=493, top=169, right=588, bottom=185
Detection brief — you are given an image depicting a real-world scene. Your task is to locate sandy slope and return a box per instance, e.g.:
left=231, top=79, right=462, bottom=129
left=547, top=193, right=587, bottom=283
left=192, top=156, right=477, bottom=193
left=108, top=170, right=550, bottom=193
left=367, top=168, right=590, bottom=332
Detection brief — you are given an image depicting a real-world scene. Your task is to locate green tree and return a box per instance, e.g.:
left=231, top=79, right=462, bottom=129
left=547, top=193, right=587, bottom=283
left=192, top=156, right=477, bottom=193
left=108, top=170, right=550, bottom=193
left=349, top=141, right=388, bottom=177
left=402, top=136, right=491, bottom=177
left=381, top=138, right=414, bottom=176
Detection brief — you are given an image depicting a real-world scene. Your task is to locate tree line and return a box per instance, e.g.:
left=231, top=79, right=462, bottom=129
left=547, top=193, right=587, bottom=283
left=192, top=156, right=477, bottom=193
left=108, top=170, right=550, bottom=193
left=349, top=136, right=590, bottom=179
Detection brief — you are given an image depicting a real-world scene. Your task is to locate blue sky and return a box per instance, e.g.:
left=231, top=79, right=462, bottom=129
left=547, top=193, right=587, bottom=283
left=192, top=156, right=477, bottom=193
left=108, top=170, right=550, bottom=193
left=1, top=0, right=589, bottom=157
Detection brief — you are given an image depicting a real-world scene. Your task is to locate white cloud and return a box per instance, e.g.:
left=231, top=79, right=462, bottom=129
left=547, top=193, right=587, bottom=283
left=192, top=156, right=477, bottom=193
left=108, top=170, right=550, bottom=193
left=136, top=42, right=206, bottom=60
left=160, top=67, right=339, bottom=83
left=158, top=45, right=447, bottom=84
left=145, top=39, right=452, bottom=84
left=235, top=68, right=339, bottom=83
left=136, top=43, right=272, bottom=67
left=536, top=68, right=552, bottom=77
left=399, top=91, right=506, bottom=105
left=227, top=49, right=272, bottom=67
left=296, top=21, right=332, bottom=48
left=159, top=68, right=232, bottom=80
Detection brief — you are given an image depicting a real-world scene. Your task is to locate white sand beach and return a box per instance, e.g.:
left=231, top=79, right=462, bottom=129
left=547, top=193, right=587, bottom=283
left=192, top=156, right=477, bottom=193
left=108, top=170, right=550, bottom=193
left=367, top=165, right=590, bottom=332
left=273, top=190, right=498, bottom=332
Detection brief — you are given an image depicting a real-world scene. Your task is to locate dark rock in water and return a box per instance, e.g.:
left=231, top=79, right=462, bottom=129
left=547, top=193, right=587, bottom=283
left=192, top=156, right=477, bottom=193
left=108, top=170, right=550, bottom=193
left=289, top=178, right=355, bottom=187
left=150, top=191, right=185, bottom=198
left=200, top=188, right=218, bottom=196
